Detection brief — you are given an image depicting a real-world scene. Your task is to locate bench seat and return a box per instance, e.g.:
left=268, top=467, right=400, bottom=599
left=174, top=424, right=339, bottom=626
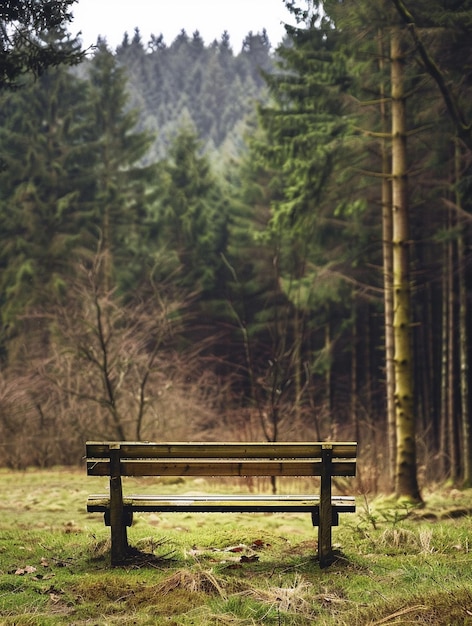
left=88, top=493, right=356, bottom=519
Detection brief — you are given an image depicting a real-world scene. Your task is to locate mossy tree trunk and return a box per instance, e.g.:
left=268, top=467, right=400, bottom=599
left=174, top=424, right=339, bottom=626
left=456, top=139, right=472, bottom=486
left=390, top=28, right=422, bottom=502
left=378, top=29, right=395, bottom=486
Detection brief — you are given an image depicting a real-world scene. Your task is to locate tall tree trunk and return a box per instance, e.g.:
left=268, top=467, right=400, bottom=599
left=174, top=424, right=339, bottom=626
left=325, top=319, right=333, bottom=435
left=293, top=306, right=302, bottom=424
left=456, top=139, right=471, bottom=485
left=439, top=247, right=449, bottom=478
left=390, top=28, right=422, bottom=502
left=364, top=305, right=373, bottom=426
left=379, top=30, right=395, bottom=486
left=417, top=284, right=435, bottom=456
left=351, top=311, right=360, bottom=445
left=446, top=209, right=458, bottom=482
left=103, top=202, right=113, bottom=293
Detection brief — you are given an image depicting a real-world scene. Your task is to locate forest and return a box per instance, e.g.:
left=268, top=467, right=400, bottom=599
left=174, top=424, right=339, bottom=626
left=1, top=0, right=471, bottom=501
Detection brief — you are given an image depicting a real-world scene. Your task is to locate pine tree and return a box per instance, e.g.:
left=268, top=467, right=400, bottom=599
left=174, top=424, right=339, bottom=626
left=86, top=41, right=155, bottom=292
left=0, top=30, right=92, bottom=354
left=389, top=26, right=422, bottom=501
left=0, top=0, right=84, bottom=89
left=154, top=127, right=228, bottom=298
left=225, top=122, right=296, bottom=437
left=256, top=9, right=366, bottom=434
left=0, top=32, right=157, bottom=361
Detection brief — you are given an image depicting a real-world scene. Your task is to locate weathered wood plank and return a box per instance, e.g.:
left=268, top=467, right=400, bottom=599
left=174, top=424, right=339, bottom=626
left=87, top=458, right=356, bottom=477
left=86, top=441, right=357, bottom=460
left=87, top=494, right=356, bottom=518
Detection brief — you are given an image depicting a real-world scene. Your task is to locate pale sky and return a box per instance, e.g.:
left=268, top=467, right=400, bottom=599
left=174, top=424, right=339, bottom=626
left=70, top=0, right=297, bottom=51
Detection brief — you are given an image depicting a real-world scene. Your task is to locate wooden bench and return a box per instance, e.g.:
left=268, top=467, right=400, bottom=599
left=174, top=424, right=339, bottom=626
left=86, top=441, right=357, bottom=567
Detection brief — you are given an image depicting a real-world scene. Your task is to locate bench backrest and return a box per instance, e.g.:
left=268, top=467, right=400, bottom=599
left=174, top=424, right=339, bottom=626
left=86, top=441, right=357, bottom=478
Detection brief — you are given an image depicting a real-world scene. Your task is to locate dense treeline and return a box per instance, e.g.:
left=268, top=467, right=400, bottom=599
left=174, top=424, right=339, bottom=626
left=1, top=1, right=472, bottom=497
left=112, top=26, right=274, bottom=161
left=0, top=23, right=278, bottom=467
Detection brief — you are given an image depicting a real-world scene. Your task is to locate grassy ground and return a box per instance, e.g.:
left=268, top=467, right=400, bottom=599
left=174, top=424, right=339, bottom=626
left=1, top=469, right=472, bottom=625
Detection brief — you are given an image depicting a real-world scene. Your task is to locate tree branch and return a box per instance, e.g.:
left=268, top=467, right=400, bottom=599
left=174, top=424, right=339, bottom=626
left=389, top=0, right=472, bottom=148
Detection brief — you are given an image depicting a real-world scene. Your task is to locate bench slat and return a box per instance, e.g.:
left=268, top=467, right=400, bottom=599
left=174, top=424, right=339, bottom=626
left=87, top=458, right=356, bottom=477
left=86, top=441, right=357, bottom=460
left=87, top=493, right=355, bottom=513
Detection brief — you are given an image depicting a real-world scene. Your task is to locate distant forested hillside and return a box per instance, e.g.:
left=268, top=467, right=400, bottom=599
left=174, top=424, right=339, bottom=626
left=108, top=28, right=276, bottom=162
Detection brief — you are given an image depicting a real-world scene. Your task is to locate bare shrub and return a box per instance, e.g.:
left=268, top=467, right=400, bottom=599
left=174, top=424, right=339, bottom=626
left=38, top=255, right=202, bottom=443
left=0, top=369, right=83, bottom=468
left=0, top=254, right=229, bottom=467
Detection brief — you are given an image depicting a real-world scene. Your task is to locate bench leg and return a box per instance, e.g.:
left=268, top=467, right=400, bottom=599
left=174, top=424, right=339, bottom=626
left=110, top=515, right=128, bottom=565
left=319, top=445, right=333, bottom=567
left=104, top=507, right=132, bottom=565
left=111, top=522, right=128, bottom=565
left=110, top=475, right=128, bottom=565
left=318, top=523, right=333, bottom=568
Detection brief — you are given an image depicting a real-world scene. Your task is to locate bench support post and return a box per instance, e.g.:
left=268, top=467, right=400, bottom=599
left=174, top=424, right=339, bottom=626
left=319, top=444, right=333, bottom=567
left=109, top=444, right=128, bottom=565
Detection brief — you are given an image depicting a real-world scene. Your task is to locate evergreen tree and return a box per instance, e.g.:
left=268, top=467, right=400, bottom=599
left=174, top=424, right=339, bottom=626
left=256, top=9, right=366, bottom=434
left=154, top=127, right=228, bottom=298
left=240, top=30, right=273, bottom=88
left=0, top=33, right=157, bottom=361
left=322, top=0, right=472, bottom=490
left=321, top=0, right=425, bottom=497
left=0, top=0, right=84, bottom=89
left=224, top=122, right=295, bottom=436
left=86, top=41, right=156, bottom=292
left=0, top=30, right=92, bottom=355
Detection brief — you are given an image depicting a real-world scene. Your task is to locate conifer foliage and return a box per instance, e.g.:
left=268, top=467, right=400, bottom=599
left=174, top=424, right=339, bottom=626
left=0, top=0, right=83, bottom=88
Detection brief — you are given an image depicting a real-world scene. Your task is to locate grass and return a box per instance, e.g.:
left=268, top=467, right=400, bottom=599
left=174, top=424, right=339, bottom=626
left=1, top=469, right=472, bottom=624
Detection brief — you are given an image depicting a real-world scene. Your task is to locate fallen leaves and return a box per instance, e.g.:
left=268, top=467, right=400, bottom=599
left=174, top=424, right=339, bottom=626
left=10, top=563, right=56, bottom=581
left=13, top=565, right=37, bottom=576
left=8, top=558, right=67, bottom=606
left=226, top=539, right=270, bottom=552
left=9, top=554, right=65, bottom=580
left=187, top=539, right=270, bottom=567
